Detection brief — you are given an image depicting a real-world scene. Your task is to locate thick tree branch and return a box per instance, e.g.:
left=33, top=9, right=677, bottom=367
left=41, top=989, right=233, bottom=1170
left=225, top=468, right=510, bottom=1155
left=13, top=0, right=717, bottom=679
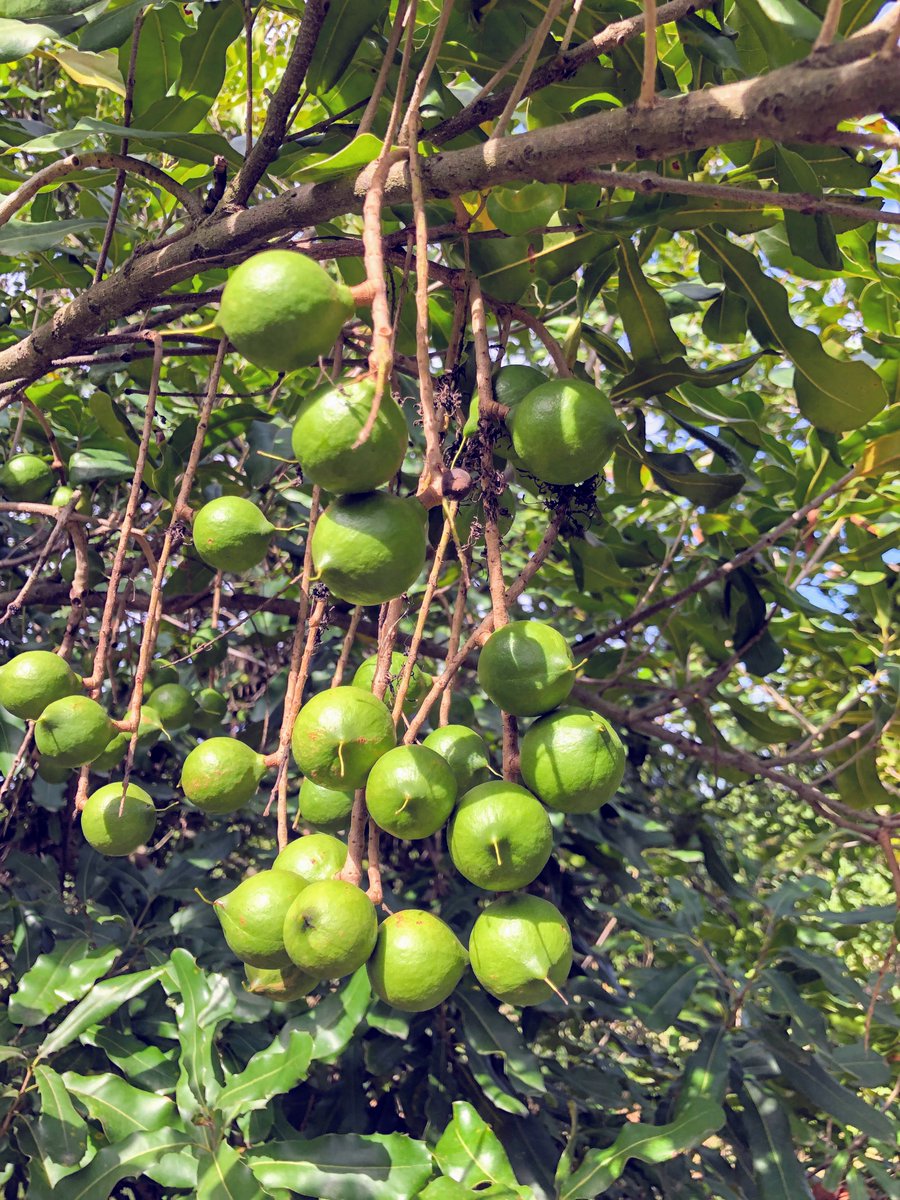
left=2, top=40, right=900, bottom=384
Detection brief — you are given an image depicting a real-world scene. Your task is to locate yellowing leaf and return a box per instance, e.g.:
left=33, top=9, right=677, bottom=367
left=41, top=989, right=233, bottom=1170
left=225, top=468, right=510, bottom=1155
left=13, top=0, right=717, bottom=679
left=49, top=48, right=125, bottom=96
left=857, top=430, right=900, bottom=477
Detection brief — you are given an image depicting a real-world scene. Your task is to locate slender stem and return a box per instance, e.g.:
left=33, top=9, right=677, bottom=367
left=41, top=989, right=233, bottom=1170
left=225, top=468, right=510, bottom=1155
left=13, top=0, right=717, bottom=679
left=226, top=0, right=328, bottom=206
left=579, top=467, right=860, bottom=655
left=331, top=606, right=363, bottom=688
left=391, top=510, right=456, bottom=724
left=439, top=570, right=469, bottom=725
left=0, top=152, right=203, bottom=230
left=357, top=0, right=410, bottom=137
left=491, top=0, right=567, bottom=139
left=84, top=333, right=164, bottom=695
left=354, top=2, right=419, bottom=449
left=639, top=0, right=658, bottom=107
left=814, top=0, right=844, bottom=50
left=94, top=7, right=144, bottom=281
left=119, top=339, right=227, bottom=791
left=243, top=0, right=256, bottom=153
left=404, top=508, right=565, bottom=741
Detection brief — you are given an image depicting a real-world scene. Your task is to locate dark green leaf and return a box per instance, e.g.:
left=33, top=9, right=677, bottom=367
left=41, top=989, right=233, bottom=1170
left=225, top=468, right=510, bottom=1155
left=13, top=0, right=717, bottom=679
left=615, top=238, right=685, bottom=365
left=9, top=940, right=120, bottom=1026
left=215, top=1029, right=313, bottom=1122
left=43, top=1128, right=196, bottom=1200
left=197, top=1141, right=265, bottom=1200
left=34, top=1065, right=88, bottom=1167
left=247, top=1132, right=433, bottom=1200
left=60, top=1071, right=180, bottom=1141
left=734, top=1081, right=813, bottom=1200
left=632, top=964, right=704, bottom=1032
left=282, top=966, right=370, bottom=1062
left=698, top=230, right=886, bottom=432
left=434, top=1102, right=520, bottom=1191
left=37, top=966, right=166, bottom=1059
left=0, top=17, right=56, bottom=62
left=559, top=1096, right=725, bottom=1199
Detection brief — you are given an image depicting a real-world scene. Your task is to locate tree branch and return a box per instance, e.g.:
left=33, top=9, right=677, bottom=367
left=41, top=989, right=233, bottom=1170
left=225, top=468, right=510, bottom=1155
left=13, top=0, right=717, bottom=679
left=2, top=39, right=900, bottom=384
left=0, top=152, right=204, bottom=229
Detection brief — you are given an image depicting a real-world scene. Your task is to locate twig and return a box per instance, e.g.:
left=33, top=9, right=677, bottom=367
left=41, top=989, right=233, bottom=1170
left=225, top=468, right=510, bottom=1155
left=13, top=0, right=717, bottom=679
left=561, top=0, right=585, bottom=54
left=491, top=0, right=567, bottom=139
left=94, top=6, right=144, bottom=281
left=813, top=0, right=844, bottom=50
left=265, top=596, right=328, bottom=850
left=119, top=339, right=227, bottom=792
left=0, top=152, right=203, bottom=230
left=430, top=0, right=702, bottom=145
left=639, top=0, right=658, bottom=108
left=877, top=825, right=900, bottom=905
left=0, top=494, right=81, bottom=627
left=243, top=0, right=256, bottom=153
left=863, top=933, right=897, bottom=1050
left=391, top=509, right=456, bottom=723
left=226, top=0, right=328, bottom=206
left=577, top=166, right=898, bottom=230
left=331, top=606, right=363, bottom=688
left=357, top=0, right=410, bottom=137
left=366, top=819, right=383, bottom=904
left=439, top=569, right=469, bottom=725
left=406, top=119, right=448, bottom=493
left=404, top=507, right=566, bottom=741
left=83, top=334, right=164, bottom=695
left=399, top=0, right=456, bottom=143
left=579, top=467, right=861, bottom=655
left=354, top=2, right=418, bottom=449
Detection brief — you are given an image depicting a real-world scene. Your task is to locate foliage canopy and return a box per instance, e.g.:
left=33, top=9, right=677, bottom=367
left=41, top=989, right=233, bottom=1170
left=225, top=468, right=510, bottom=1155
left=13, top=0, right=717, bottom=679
left=0, top=2, right=898, bottom=1198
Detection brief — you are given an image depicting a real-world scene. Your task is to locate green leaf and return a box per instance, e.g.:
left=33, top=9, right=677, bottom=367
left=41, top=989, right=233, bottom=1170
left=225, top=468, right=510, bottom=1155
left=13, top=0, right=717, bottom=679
left=60, top=1071, right=180, bottom=1141
left=164, top=948, right=235, bottom=1120
left=734, top=1081, right=813, bottom=1200
left=44, top=1127, right=196, bottom=1200
left=828, top=1043, right=891, bottom=1088
left=434, top=1101, right=519, bottom=1191
left=697, top=230, right=886, bottom=432
left=487, top=183, right=564, bottom=236
left=305, top=0, right=388, bottom=96
left=283, top=966, right=370, bottom=1062
left=197, top=1141, right=265, bottom=1200
left=3, top=0, right=95, bottom=16
left=774, top=145, right=840, bottom=271
left=0, top=17, right=55, bottom=63
left=37, top=966, right=166, bottom=1059
left=632, top=964, right=704, bottom=1032
left=247, top=1132, right=433, bottom=1200
left=643, top=448, right=746, bottom=507
left=288, top=133, right=385, bottom=182
left=421, top=1182, right=523, bottom=1200
left=559, top=1097, right=725, bottom=1199
left=9, top=939, right=120, bottom=1026
left=767, top=1045, right=895, bottom=1142
left=85, top=1028, right=178, bottom=1093
left=68, top=447, right=135, bottom=482
left=215, top=1029, right=313, bottom=1123
left=615, top=238, right=685, bottom=365
left=34, top=1065, right=88, bottom=1167
left=0, top=218, right=107, bottom=254
left=456, top=988, right=545, bottom=1094
left=702, top=288, right=749, bottom=344
left=129, top=4, right=185, bottom=114
left=176, top=0, right=243, bottom=113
